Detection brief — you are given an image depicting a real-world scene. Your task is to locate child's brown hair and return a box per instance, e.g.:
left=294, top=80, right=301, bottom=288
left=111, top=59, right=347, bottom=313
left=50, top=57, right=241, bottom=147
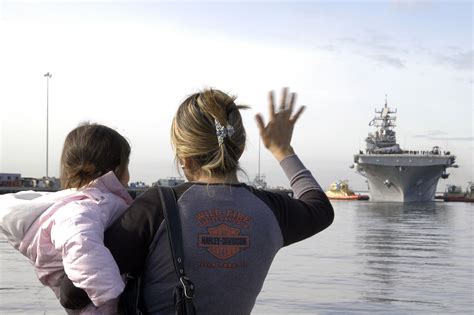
left=60, top=123, right=131, bottom=189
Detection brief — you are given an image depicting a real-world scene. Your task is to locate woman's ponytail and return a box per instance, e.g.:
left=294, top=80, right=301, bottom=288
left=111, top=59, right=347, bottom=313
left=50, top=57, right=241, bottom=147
left=171, top=89, right=248, bottom=178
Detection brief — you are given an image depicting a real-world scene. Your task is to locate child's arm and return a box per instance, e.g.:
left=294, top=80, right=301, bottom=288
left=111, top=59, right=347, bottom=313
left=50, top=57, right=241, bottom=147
left=51, top=201, right=125, bottom=307
left=59, top=187, right=165, bottom=309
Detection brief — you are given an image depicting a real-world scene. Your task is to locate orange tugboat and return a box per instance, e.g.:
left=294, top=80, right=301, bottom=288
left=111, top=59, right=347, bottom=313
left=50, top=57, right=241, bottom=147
left=325, top=180, right=369, bottom=200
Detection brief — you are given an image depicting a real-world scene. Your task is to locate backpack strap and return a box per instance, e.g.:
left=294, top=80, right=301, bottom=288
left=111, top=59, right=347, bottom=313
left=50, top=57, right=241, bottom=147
left=158, top=186, right=196, bottom=315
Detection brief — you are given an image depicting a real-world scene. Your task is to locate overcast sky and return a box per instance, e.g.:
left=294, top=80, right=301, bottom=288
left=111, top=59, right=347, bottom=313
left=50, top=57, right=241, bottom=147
left=0, top=1, right=472, bottom=191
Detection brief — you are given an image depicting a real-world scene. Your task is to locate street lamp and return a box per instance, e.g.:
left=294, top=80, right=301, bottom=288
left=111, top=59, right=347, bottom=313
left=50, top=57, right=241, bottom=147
left=258, top=135, right=261, bottom=181
left=44, top=72, right=52, bottom=178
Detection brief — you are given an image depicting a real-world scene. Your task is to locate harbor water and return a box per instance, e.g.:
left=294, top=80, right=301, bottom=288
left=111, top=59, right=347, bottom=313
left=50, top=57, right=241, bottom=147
left=1, top=201, right=472, bottom=314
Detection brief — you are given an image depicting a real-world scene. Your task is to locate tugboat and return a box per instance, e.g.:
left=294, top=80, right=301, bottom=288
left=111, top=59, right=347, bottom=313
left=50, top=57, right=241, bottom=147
left=437, top=182, right=474, bottom=202
left=325, top=180, right=369, bottom=200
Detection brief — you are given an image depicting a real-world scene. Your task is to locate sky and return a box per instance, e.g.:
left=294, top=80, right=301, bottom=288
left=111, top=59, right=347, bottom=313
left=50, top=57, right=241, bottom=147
left=0, top=0, right=472, bottom=191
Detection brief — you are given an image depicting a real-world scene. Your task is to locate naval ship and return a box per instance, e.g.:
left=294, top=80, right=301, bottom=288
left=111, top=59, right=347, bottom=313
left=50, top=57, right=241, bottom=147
left=352, top=100, right=457, bottom=202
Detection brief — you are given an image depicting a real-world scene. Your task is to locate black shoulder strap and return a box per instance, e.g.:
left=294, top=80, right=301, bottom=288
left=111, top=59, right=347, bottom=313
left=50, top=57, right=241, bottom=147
left=159, top=186, right=186, bottom=278
left=158, top=186, right=196, bottom=314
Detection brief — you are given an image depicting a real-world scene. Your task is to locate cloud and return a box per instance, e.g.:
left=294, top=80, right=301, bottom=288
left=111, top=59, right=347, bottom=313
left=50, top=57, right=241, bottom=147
left=337, top=31, right=407, bottom=69
left=430, top=137, right=474, bottom=141
left=337, top=33, right=405, bottom=55
left=337, top=37, right=357, bottom=43
left=317, top=44, right=337, bottom=52
left=414, top=131, right=473, bottom=142
left=436, top=50, right=473, bottom=71
left=390, top=0, right=434, bottom=11
left=338, top=29, right=471, bottom=72
left=365, top=29, right=393, bottom=44
left=414, top=130, right=448, bottom=138
left=371, top=54, right=405, bottom=68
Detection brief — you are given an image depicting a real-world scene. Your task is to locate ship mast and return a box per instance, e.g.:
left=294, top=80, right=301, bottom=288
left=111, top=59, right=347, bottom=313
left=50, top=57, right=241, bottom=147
left=370, top=96, right=397, bottom=131
left=366, top=97, right=399, bottom=151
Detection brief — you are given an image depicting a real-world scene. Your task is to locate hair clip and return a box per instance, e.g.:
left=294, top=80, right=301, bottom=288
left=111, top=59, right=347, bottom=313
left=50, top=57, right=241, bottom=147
left=215, top=119, right=235, bottom=145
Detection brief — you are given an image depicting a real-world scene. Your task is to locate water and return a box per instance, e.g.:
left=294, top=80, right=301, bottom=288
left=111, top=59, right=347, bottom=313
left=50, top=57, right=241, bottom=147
left=1, top=201, right=472, bottom=314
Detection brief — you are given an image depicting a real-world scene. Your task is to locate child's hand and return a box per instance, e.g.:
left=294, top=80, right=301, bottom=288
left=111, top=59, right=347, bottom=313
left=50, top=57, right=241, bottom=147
left=59, top=275, right=91, bottom=309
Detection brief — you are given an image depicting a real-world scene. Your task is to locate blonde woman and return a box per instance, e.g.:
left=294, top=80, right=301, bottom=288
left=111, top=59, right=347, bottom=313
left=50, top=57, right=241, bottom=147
left=62, top=88, right=334, bottom=314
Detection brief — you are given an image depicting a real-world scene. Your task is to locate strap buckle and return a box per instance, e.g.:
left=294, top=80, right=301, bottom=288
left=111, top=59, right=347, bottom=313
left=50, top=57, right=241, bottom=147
left=180, top=276, right=195, bottom=299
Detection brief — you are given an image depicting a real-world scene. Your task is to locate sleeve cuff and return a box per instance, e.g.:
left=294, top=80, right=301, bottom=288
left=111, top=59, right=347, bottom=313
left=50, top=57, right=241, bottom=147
left=279, top=154, right=305, bottom=180
left=90, top=280, right=125, bottom=307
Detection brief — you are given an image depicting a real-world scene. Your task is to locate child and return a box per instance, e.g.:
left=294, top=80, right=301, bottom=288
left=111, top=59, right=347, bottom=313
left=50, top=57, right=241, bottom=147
left=0, top=123, right=133, bottom=314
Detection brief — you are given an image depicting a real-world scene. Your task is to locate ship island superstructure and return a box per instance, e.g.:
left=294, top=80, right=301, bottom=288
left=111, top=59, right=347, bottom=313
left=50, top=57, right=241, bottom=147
left=352, top=100, right=457, bottom=202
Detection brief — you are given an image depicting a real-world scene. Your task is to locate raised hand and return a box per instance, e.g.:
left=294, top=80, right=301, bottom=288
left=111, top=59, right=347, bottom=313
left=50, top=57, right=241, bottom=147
left=255, top=88, right=305, bottom=162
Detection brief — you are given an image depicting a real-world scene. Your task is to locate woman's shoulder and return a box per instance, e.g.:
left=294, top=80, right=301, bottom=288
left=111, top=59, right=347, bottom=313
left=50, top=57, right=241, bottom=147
left=136, top=183, right=195, bottom=202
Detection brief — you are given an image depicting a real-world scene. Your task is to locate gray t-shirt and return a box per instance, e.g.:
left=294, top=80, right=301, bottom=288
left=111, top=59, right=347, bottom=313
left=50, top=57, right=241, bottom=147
left=59, top=155, right=334, bottom=314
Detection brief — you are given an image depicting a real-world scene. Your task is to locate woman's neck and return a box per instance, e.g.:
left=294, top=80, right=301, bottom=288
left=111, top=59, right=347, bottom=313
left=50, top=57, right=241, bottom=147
left=193, top=172, right=239, bottom=184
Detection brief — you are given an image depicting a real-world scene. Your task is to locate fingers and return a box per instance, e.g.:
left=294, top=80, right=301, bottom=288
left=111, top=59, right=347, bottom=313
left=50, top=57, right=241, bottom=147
left=288, top=92, right=297, bottom=114
left=268, top=91, right=275, bottom=120
left=290, top=106, right=306, bottom=124
left=279, top=87, right=288, bottom=111
left=268, top=88, right=300, bottom=120
left=255, top=114, right=266, bottom=135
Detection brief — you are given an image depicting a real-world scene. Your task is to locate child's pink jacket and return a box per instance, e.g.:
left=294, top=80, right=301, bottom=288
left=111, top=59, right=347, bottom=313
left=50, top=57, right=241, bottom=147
left=18, top=171, right=133, bottom=309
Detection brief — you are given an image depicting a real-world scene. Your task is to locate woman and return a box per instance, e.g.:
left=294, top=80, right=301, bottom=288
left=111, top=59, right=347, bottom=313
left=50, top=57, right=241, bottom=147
left=62, top=88, right=334, bottom=314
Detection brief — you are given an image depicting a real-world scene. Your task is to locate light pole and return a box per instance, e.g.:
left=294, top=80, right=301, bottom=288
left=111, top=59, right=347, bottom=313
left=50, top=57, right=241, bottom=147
left=258, top=135, right=261, bottom=181
left=44, top=72, right=52, bottom=178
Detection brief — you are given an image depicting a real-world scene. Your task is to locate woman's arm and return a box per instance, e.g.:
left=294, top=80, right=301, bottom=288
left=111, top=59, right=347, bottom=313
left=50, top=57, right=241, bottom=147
left=254, top=88, right=334, bottom=245
left=279, top=154, right=334, bottom=245
left=103, top=187, right=164, bottom=274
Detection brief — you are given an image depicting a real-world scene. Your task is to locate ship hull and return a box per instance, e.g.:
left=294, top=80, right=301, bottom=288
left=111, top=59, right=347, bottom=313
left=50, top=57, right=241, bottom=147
left=326, top=195, right=369, bottom=200
left=441, top=196, right=474, bottom=202
left=354, top=154, right=455, bottom=202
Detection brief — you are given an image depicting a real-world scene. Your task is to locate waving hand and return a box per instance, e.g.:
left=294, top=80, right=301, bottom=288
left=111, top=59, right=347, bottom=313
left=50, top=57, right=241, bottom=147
left=255, top=88, right=305, bottom=162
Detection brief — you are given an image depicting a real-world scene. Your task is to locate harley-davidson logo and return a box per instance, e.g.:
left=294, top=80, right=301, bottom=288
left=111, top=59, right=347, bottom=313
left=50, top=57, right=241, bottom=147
left=198, top=224, right=250, bottom=260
